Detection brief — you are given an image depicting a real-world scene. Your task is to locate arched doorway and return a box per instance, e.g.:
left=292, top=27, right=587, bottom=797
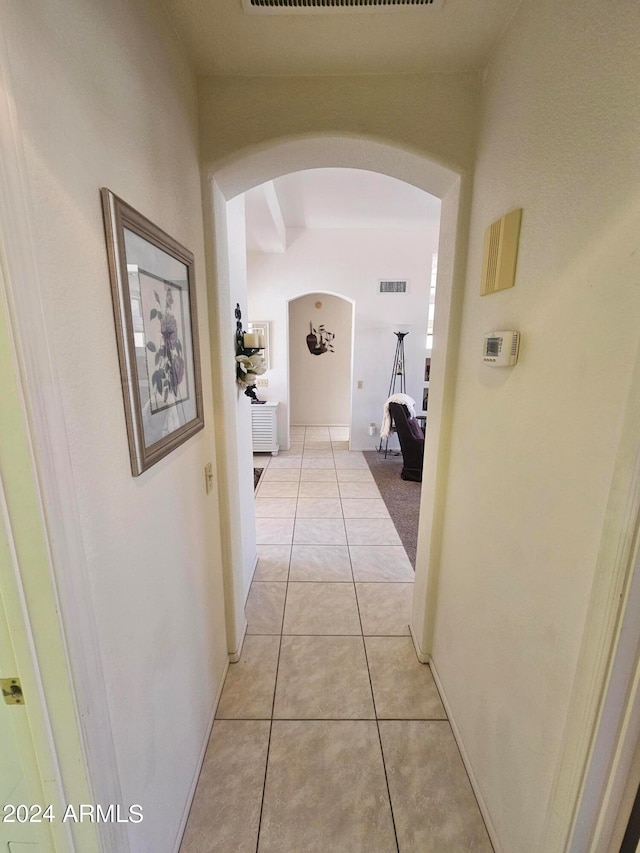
left=204, top=135, right=466, bottom=665
left=288, top=292, right=354, bottom=433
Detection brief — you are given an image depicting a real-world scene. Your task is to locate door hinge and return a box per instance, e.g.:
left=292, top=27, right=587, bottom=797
left=1, top=678, right=24, bottom=705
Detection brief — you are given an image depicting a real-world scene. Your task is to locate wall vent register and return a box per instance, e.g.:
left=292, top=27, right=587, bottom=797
left=378, top=279, right=408, bottom=294
left=242, top=0, right=444, bottom=13
left=480, top=208, right=522, bottom=296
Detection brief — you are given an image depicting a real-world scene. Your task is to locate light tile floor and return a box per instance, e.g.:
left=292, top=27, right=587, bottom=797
left=180, top=427, right=493, bottom=853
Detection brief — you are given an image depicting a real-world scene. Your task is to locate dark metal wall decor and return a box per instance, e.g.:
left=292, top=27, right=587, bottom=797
left=235, top=303, right=266, bottom=401
left=306, top=322, right=335, bottom=356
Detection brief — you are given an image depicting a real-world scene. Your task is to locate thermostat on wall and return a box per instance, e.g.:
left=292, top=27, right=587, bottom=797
left=483, top=331, right=520, bottom=366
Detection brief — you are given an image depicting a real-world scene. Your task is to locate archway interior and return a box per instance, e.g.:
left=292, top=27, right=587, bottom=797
left=241, top=166, right=441, bottom=452
left=209, top=135, right=463, bottom=659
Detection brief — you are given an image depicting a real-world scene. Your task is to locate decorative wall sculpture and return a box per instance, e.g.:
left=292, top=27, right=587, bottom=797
left=306, top=322, right=335, bottom=356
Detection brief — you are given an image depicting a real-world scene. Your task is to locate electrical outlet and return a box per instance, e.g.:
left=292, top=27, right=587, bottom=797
left=357, top=380, right=363, bottom=389
left=256, top=378, right=268, bottom=387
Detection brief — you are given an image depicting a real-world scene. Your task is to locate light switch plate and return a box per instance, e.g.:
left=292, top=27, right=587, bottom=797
left=204, top=462, right=213, bottom=494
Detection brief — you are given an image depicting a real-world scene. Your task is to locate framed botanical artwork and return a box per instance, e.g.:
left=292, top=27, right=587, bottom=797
left=247, top=321, right=271, bottom=370
left=101, top=189, right=204, bottom=476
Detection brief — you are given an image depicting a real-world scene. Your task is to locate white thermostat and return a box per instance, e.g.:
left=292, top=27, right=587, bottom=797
left=483, top=330, right=520, bottom=366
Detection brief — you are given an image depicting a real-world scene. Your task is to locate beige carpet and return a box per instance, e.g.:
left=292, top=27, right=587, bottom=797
left=363, top=451, right=420, bottom=568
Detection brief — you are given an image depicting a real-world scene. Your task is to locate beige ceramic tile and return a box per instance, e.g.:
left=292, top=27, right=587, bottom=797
left=329, top=427, right=350, bottom=440
left=298, top=480, right=339, bottom=498
left=304, top=428, right=331, bottom=441
left=255, top=517, right=295, bottom=545
left=301, top=458, right=335, bottom=469
left=179, top=720, right=269, bottom=853
left=216, top=635, right=280, bottom=719
left=341, top=498, right=390, bottom=518
left=279, top=442, right=303, bottom=456
left=338, top=482, right=381, bottom=499
left=254, top=545, right=291, bottom=581
left=253, top=457, right=268, bottom=469
left=254, top=498, right=297, bottom=518
left=332, top=452, right=369, bottom=469
left=289, top=545, right=352, bottom=582
left=302, top=445, right=333, bottom=456
left=273, top=636, right=374, bottom=719
left=246, top=582, right=287, bottom=634
left=258, top=720, right=396, bottom=853
left=261, top=468, right=301, bottom=482
left=289, top=426, right=306, bottom=439
left=330, top=440, right=350, bottom=451
left=336, top=469, right=375, bottom=483
left=256, top=481, right=299, bottom=498
left=267, top=457, right=302, bottom=469
left=300, top=468, right=337, bottom=482
left=346, top=517, right=402, bottom=546
left=355, top=583, right=413, bottom=636
left=293, top=518, right=347, bottom=545
left=349, top=546, right=415, bottom=582
left=365, top=637, right=446, bottom=719
left=283, top=582, right=361, bottom=635
left=295, top=497, right=343, bottom=518
left=379, top=721, right=493, bottom=852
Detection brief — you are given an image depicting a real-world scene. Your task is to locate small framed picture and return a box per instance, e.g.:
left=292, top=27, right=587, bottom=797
left=422, top=387, right=429, bottom=412
left=101, top=189, right=204, bottom=476
left=424, top=357, right=431, bottom=382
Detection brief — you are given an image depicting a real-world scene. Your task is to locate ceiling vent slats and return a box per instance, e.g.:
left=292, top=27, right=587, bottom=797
left=242, top=0, right=444, bottom=13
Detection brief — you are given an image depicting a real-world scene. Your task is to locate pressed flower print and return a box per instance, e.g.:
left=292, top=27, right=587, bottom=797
left=140, top=271, right=190, bottom=412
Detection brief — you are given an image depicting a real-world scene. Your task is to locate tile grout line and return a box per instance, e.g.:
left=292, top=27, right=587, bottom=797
left=349, top=530, right=401, bottom=853
left=253, top=493, right=295, bottom=853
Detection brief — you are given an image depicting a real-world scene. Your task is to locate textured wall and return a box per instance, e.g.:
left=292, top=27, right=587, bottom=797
left=1, top=1, right=228, bottom=850
left=430, top=2, right=640, bottom=850
left=199, top=73, right=480, bottom=180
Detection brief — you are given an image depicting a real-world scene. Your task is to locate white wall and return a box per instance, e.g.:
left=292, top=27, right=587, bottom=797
left=227, top=196, right=258, bottom=598
left=1, top=2, right=228, bottom=851
left=200, top=73, right=480, bottom=182
left=247, top=226, right=440, bottom=449
left=289, top=293, right=352, bottom=426
left=430, top=2, right=640, bottom=851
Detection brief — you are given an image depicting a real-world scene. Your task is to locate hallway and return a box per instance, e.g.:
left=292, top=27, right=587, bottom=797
left=180, top=428, right=492, bottom=852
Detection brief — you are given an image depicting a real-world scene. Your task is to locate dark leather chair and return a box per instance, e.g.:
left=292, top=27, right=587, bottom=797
left=388, top=402, right=424, bottom=482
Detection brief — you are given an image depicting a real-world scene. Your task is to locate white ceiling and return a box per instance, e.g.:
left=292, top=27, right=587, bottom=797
left=160, top=0, right=522, bottom=76
left=245, top=168, right=441, bottom=251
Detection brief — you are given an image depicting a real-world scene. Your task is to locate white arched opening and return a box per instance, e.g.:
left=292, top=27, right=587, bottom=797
left=203, top=135, right=468, bottom=664
left=287, top=291, right=355, bottom=434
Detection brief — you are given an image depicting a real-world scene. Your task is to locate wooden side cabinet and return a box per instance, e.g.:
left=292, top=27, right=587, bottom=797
left=251, top=402, right=279, bottom=455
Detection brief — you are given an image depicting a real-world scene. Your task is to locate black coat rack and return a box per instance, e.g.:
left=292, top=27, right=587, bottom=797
left=379, top=331, right=408, bottom=456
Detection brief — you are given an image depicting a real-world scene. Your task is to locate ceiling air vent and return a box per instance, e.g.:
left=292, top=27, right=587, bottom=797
left=242, top=0, right=445, bottom=14
left=378, top=279, right=408, bottom=294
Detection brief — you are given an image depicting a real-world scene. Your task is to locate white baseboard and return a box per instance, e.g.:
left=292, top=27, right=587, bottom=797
left=172, top=656, right=230, bottom=853
left=409, top=621, right=429, bottom=663
left=429, top=658, right=503, bottom=853
left=229, top=617, right=248, bottom=663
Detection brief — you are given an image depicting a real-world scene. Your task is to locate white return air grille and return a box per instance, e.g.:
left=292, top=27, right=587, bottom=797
left=243, top=0, right=444, bottom=13
left=378, top=279, right=408, bottom=294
